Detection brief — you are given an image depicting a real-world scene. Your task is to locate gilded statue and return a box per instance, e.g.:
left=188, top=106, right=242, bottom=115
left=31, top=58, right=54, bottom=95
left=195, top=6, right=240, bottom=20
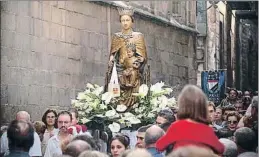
left=106, top=6, right=148, bottom=108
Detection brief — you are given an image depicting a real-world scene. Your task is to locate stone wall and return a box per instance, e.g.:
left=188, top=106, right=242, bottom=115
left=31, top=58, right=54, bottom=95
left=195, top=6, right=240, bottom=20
left=1, top=1, right=197, bottom=123
left=236, top=18, right=258, bottom=91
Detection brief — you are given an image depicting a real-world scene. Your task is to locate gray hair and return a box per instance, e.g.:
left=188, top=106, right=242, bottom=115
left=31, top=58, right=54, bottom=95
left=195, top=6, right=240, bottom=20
left=237, top=152, right=258, bottom=157
left=64, top=140, right=92, bottom=157
left=78, top=150, right=108, bottom=157
left=219, top=138, right=238, bottom=157
left=144, top=125, right=165, bottom=146
left=16, top=111, right=30, bottom=122
left=234, top=127, right=256, bottom=151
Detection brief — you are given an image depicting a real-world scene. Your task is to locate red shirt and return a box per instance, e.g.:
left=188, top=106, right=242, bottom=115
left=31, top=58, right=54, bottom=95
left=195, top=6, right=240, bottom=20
left=156, top=119, right=224, bottom=155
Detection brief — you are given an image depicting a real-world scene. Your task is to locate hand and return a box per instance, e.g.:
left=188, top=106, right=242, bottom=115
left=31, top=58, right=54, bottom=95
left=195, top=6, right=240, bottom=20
left=137, top=56, right=144, bottom=62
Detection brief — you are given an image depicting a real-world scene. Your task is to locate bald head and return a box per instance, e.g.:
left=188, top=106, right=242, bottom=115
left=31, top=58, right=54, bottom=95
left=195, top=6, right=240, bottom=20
left=16, top=111, right=30, bottom=122
left=64, top=140, right=92, bottom=157
left=144, top=125, right=165, bottom=147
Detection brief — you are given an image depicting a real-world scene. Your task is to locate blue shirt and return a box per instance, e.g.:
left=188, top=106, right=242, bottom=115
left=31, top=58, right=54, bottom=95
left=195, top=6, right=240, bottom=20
left=147, top=147, right=165, bottom=157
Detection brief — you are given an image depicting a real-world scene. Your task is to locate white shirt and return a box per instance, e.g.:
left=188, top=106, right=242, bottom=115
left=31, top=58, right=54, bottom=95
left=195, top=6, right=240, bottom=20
left=42, top=128, right=59, bottom=155
left=0, top=131, right=42, bottom=156
left=44, top=135, right=62, bottom=157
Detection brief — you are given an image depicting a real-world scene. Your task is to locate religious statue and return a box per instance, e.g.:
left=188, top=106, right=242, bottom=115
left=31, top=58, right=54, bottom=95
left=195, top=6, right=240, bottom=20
left=106, top=6, right=148, bottom=109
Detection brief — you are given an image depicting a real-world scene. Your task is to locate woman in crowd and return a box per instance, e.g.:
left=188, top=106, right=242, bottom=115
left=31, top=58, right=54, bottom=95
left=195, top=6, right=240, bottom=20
left=156, top=84, right=224, bottom=155
left=41, top=109, right=59, bottom=154
left=215, top=111, right=240, bottom=140
left=227, top=111, right=240, bottom=132
left=214, top=107, right=226, bottom=128
left=110, top=134, right=130, bottom=157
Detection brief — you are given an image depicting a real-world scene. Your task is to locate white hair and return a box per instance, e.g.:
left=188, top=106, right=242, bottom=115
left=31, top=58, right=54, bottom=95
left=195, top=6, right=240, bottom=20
left=16, top=111, right=31, bottom=122
left=219, top=138, right=238, bottom=157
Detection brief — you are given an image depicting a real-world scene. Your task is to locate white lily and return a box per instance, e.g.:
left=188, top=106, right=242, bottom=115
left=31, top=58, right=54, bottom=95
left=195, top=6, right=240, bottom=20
left=168, top=97, right=176, bottom=106
left=77, top=92, right=87, bottom=100
left=138, top=84, right=149, bottom=98
left=92, top=86, right=104, bottom=96
left=164, top=88, right=173, bottom=94
left=128, top=117, right=141, bottom=124
left=71, top=99, right=78, bottom=105
left=86, top=83, right=94, bottom=89
left=150, top=82, right=164, bottom=92
left=99, top=103, right=107, bottom=110
left=102, top=92, right=113, bottom=104
left=94, top=84, right=100, bottom=88
left=147, top=113, right=155, bottom=118
left=124, top=112, right=135, bottom=118
left=150, top=97, right=159, bottom=107
left=105, top=110, right=116, bottom=117
left=116, top=105, right=127, bottom=112
left=108, top=122, right=120, bottom=133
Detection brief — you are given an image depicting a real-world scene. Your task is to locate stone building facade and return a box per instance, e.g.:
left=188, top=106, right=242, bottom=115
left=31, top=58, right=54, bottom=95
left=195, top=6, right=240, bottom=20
left=1, top=1, right=197, bottom=123
left=196, top=1, right=258, bottom=91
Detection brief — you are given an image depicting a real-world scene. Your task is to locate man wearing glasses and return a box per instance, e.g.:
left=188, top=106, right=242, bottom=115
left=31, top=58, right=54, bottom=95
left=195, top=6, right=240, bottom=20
left=44, top=111, right=73, bottom=157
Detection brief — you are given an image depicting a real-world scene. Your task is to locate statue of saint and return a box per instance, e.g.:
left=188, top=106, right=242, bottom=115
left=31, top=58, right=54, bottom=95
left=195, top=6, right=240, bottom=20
left=106, top=6, right=147, bottom=108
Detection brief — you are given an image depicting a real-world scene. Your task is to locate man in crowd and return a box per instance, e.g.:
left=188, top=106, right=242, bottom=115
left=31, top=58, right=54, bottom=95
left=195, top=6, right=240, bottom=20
left=44, top=111, right=73, bottom=157
left=208, top=101, right=222, bottom=130
left=145, top=125, right=165, bottom=157
left=156, top=108, right=175, bottom=132
left=234, top=127, right=257, bottom=155
left=63, top=140, right=92, bottom=157
left=155, top=108, right=175, bottom=126
left=220, top=88, right=238, bottom=107
left=135, top=125, right=151, bottom=148
left=5, top=120, right=34, bottom=157
left=219, top=138, right=238, bottom=157
left=0, top=111, right=42, bottom=157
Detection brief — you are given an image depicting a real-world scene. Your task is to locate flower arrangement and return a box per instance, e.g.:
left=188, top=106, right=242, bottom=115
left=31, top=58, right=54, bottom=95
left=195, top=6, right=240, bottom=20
left=71, top=82, right=177, bottom=133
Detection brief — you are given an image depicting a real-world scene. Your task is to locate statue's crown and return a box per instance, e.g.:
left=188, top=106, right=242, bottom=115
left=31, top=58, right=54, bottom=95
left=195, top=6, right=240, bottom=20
left=118, top=6, right=134, bottom=16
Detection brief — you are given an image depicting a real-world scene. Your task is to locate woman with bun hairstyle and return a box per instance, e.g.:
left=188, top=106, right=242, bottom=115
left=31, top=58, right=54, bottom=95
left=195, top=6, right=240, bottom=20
left=110, top=134, right=130, bottom=157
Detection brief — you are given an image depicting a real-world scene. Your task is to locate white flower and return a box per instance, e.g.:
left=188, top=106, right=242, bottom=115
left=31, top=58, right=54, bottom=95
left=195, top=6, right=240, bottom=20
left=116, top=105, right=127, bottom=112
left=102, top=92, right=113, bottom=104
left=147, top=113, right=155, bottom=118
left=105, top=110, right=116, bottom=117
left=71, top=99, right=78, bottom=105
left=150, top=97, right=159, bottom=107
left=150, top=82, right=164, bottom=92
left=94, top=84, right=100, bottom=88
left=138, top=84, right=149, bottom=98
left=81, top=117, right=91, bottom=124
left=95, top=114, right=105, bottom=118
left=108, top=122, right=120, bottom=133
left=168, top=97, right=176, bottom=106
left=164, top=88, right=173, bottom=94
left=158, top=95, right=168, bottom=106
left=92, top=86, right=104, bottom=96
left=128, top=117, right=141, bottom=124
left=77, top=92, right=87, bottom=100
left=132, top=84, right=149, bottom=98
left=86, top=83, right=94, bottom=89
left=99, top=103, right=107, bottom=110
left=124, top=112, right=135, bottom=118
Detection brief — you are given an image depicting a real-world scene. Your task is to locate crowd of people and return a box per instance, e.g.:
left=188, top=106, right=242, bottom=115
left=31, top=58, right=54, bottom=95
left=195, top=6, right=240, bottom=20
left=0, top=85, right=258, bottom=157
